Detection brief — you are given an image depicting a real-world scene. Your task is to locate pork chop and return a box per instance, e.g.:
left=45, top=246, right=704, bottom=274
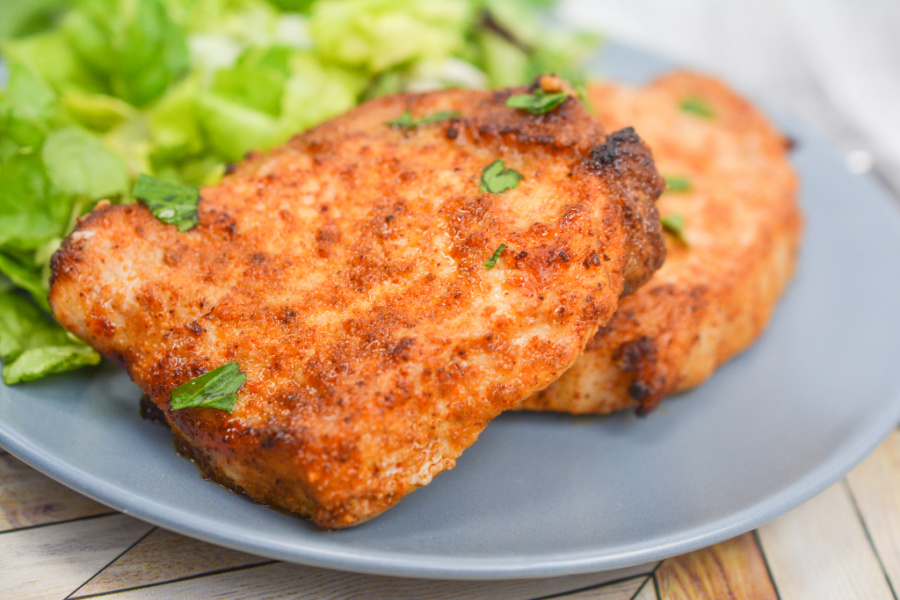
left=49, top=82, right=666, bottom=528
left=522, top=71, right=802, bottom=415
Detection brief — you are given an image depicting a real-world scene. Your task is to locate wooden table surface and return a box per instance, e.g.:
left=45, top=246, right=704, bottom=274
left=3, top=431, right=900, bottom=599
left=3, top=2, right=900, bottom=598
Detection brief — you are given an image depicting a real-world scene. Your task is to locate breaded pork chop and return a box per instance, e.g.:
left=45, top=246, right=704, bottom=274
left=49, top=84, right=665, bottom=528
left=522, top=71, right=802, bottom=415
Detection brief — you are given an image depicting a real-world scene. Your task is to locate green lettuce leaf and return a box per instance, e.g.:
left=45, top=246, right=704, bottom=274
left=310, top=0, right=473, bottom=72
left=42, top=126, right=130, bottom=199
left=0, top=291, right=101, bottom=384
left=0, top=151, right=73, bottom=252
left=0, top=0, right=70, bottom=42
left=62, top=0, right=189, bottom=107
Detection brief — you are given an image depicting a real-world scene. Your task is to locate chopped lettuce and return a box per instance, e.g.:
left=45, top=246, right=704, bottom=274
left=310, top=0, right=474, bottom=72
left=0, top=291, right=101, bottom=385
left=62, top=0, right=190, bottom=107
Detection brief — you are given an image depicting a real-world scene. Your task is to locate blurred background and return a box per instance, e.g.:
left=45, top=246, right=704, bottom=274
left=559, top=0, right=900, bottom=195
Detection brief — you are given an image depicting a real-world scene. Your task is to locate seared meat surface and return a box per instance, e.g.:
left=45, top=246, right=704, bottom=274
left=49, top=83, right=665, bottom=528
left=523, top=72, right=802, bottom=415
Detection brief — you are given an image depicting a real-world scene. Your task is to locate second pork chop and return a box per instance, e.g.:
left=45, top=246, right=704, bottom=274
left=523, top=72, right=802, bottom=415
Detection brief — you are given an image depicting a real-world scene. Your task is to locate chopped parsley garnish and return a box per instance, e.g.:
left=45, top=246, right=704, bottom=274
left=484, top=243, right=507, bottom=269
left=385, top=109, right=461, bottom=129
left=660, top=213, right=689, bottom=246
left=480, top=160, right=523, bottom=194
left=133, top=174, right=200, bottom=232
left=679, top=96, right=715, bottom=119
left=170, top=362, right=246, bottom=414
left=505, top=89, right=569, bottom=114
left=665, top=175, right=693, bottom=193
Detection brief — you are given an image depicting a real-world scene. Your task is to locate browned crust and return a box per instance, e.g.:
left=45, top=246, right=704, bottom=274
left=521, top=71, right=803, bottom=415
left=49, top=83, right=665, bottom=527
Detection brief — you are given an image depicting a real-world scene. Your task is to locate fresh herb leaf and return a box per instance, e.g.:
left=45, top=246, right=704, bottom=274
left=660, top=213, right=689, bottom=246
left=664, top=175, right=693, bottom=194
left=505, top=89, right=569, bottom=114
left=484, top=243, right=507, bottom=269
left=480, top=160, right=523, bottom=194
left=385, top=109, right=460, bottom=129
left=132, top=174, right=200, bottom=232
left=679, top=96, right=715, bottom=119
left=170, top=362, right=246, bottom=414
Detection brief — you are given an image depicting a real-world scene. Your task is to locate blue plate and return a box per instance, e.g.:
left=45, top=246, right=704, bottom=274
left=3, top=42, right=900, bottom=579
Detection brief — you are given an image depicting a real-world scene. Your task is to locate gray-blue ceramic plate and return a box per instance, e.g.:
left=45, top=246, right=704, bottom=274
left=3, top=42, right=900, bottom=580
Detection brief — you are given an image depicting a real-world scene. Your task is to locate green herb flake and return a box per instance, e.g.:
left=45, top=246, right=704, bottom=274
left=484, top=243, right=507, bottom=269
left=170, top=362, right=246, bottom=414
left=385, top=109, right=460, bottom=129
left=132, top=174, right=200, bottom=232
left=480, top=160, right=523, bottom=194
left=660, top=213, right=689, bottom=246
left=679, top=96, right=715, bottom=119
left=665, top=175, right=693, bottom=194
left=505, top=89, right=569, bottom=115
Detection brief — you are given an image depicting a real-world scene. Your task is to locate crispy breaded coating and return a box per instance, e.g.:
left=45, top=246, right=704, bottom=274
left=522, top=71, right=802, bottom=415
left=49, top=83, right=665, bottom=528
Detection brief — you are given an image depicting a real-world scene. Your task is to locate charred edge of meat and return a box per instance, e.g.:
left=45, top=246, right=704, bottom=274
left=587, top=127, right=667, bottom=296
left=139, top=394, right=169, bottom=425
left=613, top=336, right=668, bottom=415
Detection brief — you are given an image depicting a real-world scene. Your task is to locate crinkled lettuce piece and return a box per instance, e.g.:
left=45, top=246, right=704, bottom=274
left=0, top=291, right=101, bottom=385
left=62, top=0, right=189, bottom=107
left=43, top=126, right=131, bottom=199
left=310, top=0, right=473, bottom=72
left=0, top=152, right=72, bottom=253
left=476, top=0, right=602, bottom=87
left=1, top=30, right=105, bottom=95
left=3, top=60, right=60, bottom=147
left=0, top=0, right=70, bottom=42
left=195, top=49, right=365, bottom=162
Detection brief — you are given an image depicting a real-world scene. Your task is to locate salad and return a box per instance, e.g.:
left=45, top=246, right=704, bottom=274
left=0, top=0, right=601, bottom=384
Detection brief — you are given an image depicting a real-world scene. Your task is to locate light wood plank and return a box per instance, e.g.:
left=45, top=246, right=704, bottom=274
left=74, top=528, right=269, bottom=597
left=553, top=575, right=646, bottom=599
left=846, top=429, right=900, bottom=596
left=758, top=480, right=894, bottom=600
left=0, top=513, right=153, bottom=600
left=0, top=453, right=111, bottom=531
left=633, top=577, right=659, bottom=600
left=91, top=561, right=655, bottom=600
left=655, top=532, right=776, bottom=600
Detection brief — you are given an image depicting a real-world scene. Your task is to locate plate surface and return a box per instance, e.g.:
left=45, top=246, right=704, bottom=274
left=3, top=42, right=900, bottom=580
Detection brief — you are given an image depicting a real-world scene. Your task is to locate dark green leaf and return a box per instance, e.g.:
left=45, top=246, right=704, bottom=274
left=660, top=212, right=689, bottom=246
left=170, top=362, right=246, bottom=414
left=480, top=159, right=523, bottom=194
left=0, top=251, right=50, bottom=311
left=61, top=0, right=189, bottom=107
left=132, top=173, right=200, bottom=232
left=0, top=151, right=73, bottom=252
left=385, top=109, right=460, bottom=129
left=679, top=96, right=715, bottom=119
left=505, top=89, right=568, bottom=114
left=0, top=290, right=101, bottom=384
left=664, top=175, right=692, bottom=194
left=484, top=243, right=507, bottom=269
